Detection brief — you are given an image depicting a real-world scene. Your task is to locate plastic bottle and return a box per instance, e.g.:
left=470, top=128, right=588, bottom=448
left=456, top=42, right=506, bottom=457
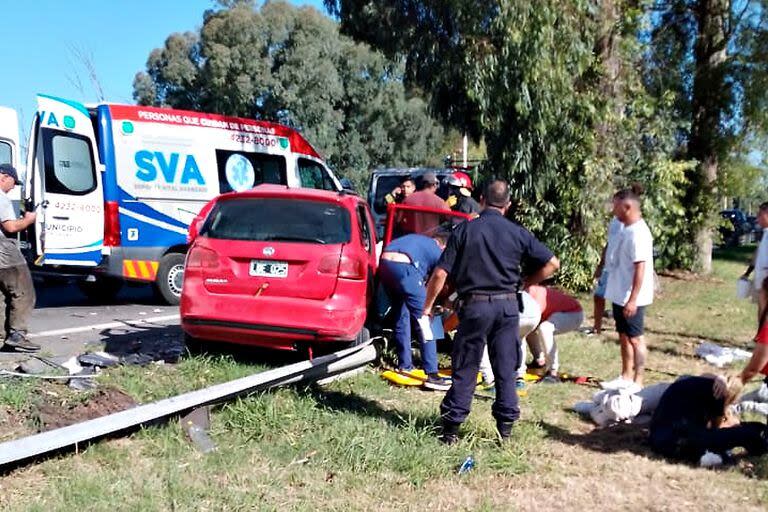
left=457, top=455, right=475, bottom=475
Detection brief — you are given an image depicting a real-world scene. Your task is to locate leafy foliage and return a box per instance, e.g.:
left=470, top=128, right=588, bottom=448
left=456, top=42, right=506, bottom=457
left=133, top=1, right=447, bottom=192
left=329, top=0, right=768, bottom=285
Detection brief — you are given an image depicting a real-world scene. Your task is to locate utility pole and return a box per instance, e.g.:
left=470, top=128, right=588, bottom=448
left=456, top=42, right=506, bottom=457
left=462, top=133, right=468, bottom=169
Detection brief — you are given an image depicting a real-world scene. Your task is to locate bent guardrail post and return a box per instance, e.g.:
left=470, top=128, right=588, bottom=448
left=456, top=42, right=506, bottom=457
left=0, top=343, right=376, bottom=469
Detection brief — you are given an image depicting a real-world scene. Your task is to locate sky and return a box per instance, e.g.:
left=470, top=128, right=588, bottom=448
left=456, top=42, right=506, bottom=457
left=0, top=0, right=326, bottom=124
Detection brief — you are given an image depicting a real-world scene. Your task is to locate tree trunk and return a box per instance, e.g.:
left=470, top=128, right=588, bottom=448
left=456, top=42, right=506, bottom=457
left=687, top=0, right=729, bottom=273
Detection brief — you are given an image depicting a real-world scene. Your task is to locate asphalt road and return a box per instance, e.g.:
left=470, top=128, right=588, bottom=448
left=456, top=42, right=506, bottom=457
left=0, top=282, right=181, bottom=369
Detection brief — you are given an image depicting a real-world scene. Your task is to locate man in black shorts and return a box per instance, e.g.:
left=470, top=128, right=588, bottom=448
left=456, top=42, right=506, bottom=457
left=601, top=188, right=654, bottom=393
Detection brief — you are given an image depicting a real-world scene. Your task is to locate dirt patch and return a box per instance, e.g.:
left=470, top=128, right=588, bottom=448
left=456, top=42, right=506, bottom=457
left=0, top=406, right=34, bottom=441
left=34, top=388, right=137, bottom=431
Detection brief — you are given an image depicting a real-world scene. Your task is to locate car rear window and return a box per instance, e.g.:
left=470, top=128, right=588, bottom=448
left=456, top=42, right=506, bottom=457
left=202, top=198, right=351, bottom=244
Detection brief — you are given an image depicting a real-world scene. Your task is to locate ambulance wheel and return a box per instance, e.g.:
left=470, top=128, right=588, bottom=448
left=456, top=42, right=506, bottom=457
left=78, top=277, right=123, bottom=303
left=155, top=253, right=186, bottom=305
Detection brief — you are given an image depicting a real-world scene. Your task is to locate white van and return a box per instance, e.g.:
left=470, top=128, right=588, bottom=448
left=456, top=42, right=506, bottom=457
left=0, top=106, right=21, bottom=213
left=6, top=94, right=341, bottom=304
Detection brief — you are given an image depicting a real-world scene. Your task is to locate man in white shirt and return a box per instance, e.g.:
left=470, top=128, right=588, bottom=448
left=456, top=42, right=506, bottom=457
left=602, top=188, right=654, bottom=392
left=591, top=214, right=623, bottom=334
left=742, top=202, right=768, bottom=324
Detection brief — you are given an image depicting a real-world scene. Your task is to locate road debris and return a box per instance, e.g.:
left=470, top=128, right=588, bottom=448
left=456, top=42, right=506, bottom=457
left=0, top=343, right=376, bottom=468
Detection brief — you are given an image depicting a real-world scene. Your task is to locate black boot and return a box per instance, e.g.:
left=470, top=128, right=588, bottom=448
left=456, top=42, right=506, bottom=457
left=497, top=421, right=514, bottom=442
left=439, top=421, right=460, bottom=445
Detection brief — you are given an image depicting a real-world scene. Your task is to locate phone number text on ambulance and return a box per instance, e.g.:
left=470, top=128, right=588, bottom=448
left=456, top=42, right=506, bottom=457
left=231, top=134, right=280, bottom=147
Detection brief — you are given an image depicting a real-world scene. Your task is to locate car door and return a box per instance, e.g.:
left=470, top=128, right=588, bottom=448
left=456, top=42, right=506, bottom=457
left=30, top=95, right=104, bottom=266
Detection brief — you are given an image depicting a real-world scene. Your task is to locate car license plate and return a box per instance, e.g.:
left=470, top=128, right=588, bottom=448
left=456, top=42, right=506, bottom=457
left=250, top=260, right=288, bottom=278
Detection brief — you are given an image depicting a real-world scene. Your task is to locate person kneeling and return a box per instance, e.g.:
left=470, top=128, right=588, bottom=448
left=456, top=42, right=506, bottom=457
left=650, top=375, right=768, bottom=463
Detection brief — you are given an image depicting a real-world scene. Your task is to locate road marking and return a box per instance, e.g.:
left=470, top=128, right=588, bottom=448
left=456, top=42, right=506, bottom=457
left=28, top=314, right=180, bottom=339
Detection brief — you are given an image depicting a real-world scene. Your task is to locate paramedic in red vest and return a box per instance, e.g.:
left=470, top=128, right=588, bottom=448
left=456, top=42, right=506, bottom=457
left=399, top=171, right=450, bottom=235
left=0, top=164, right=39, bottom=352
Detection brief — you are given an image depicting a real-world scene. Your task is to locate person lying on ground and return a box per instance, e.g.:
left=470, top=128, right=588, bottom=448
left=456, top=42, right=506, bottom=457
left=650, top=375, right=768, bottom=463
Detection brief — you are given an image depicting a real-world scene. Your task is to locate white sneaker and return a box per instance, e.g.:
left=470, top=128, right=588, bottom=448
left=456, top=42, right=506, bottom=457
left=600, top=376, right=633, bottom=390
left=620, top=382, right=643, bottom=395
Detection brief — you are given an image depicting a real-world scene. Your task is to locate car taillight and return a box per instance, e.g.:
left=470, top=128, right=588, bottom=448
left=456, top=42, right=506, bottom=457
left=186, top=246, right=220, bottom=269
left=318, top=254, right=340, bottom=274
left=338, top=255, right=366, bottom=280
left=104, top=201, right=121, bottom=247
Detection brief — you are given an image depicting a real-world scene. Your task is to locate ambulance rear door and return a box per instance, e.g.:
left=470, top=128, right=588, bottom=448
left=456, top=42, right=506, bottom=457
left=0, top=106, right=20, bottom=214
left=31, top=95, right=104, bottom=266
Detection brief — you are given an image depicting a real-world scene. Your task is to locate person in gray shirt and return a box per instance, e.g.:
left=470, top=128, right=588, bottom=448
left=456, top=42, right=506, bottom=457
left=0, top=164, right=39, bottom=352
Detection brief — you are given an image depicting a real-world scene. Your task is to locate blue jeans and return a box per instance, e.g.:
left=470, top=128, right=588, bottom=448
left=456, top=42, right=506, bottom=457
left=378, top=260, right=438, bottom=374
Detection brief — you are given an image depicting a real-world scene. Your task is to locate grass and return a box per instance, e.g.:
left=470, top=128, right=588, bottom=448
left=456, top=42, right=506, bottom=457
left=1, top=246, right=768, bottom=510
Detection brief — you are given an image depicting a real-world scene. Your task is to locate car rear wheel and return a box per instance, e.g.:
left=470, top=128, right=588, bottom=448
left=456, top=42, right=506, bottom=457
left=77, top=276, right=123, bottom=303
left=154, top=253, right=186, bottom=305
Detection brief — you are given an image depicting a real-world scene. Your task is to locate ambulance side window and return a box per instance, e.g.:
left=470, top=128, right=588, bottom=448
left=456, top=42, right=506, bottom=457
left=298, top=158, right=336, bottom=191
left=41, top=129, right=96, bottom=195
left=0, top=141, right=10, bottom=166
left=216, top=150, right=287, bottom=193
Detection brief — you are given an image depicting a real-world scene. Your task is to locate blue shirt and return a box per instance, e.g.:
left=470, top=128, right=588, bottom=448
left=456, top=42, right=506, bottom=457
left=438, top=209, right=554, bottom=295
left=384, top=234, right=443, bottom=280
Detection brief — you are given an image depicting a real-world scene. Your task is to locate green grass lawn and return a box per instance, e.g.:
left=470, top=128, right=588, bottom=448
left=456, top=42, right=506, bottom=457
left=2, top=246, right=768, bottom=511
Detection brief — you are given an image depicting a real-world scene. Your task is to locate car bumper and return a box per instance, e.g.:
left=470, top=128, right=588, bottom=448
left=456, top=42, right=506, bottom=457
left=180, top=283, right=367, bottom=350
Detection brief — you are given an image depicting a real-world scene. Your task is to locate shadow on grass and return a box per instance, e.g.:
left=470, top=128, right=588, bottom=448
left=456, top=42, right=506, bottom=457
left=541, top=421, right=652, bottom=457
left=305, top=385, right=440, bottom=431
left=644, top=327, right=745, bottom=349
left=713, top=246, right=756, bottom=264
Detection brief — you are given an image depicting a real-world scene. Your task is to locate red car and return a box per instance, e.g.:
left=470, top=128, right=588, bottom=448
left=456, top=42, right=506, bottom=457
left=181, top=185, right=378, bottom=354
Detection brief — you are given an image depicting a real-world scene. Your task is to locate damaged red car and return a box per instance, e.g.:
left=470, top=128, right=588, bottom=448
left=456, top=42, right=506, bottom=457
left=181, top=185, right=377, bottom=353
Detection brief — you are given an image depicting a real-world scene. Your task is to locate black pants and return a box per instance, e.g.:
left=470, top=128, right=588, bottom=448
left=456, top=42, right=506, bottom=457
left=650, top=422, right=768, bottom=461
left=0, top=264, right=35, bottom=338
left=441, top=298, right=520, bottom=424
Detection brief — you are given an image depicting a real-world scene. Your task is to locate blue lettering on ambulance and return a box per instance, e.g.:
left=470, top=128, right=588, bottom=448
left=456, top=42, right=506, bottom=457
left=155, top=152, right=180, bottom=182
left=181, top=156, right=204, bottom=185
left=47, top=112, right=59, bottom=127
left=135, top=150, right=157, bottom=181
left=134, top=151, right=206, bottom=185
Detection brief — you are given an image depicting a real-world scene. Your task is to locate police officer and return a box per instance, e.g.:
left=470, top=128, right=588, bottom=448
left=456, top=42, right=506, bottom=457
left=423, top=180, right=560, bottom=443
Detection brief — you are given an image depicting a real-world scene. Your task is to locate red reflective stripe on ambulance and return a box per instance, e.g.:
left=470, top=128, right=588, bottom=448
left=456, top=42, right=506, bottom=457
left=105, top=105, right=320, bottom=158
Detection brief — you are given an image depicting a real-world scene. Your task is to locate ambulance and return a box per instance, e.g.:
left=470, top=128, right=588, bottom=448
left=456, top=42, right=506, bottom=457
left=0, top=106, right=21, bottom=213
left=13, top=94, right=341, bottom=304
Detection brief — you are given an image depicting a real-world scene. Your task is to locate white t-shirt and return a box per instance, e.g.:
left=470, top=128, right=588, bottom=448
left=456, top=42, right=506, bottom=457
left=755, top=229, right=768, bottom=290
left=605, top=217, right=624, bottom=268
left=605, top=218, right=654, bottom=307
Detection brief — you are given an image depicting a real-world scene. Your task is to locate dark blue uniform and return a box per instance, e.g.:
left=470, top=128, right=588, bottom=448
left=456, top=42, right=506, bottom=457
left=437, top=209, right=553, bottom=426
left=379, top=234, right=443, bottom=373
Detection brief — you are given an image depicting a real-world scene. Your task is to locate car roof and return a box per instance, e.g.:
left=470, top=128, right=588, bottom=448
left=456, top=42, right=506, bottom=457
left=213, top=184, right=361, bottom=207
left=370, top=167, right=450, bottom=177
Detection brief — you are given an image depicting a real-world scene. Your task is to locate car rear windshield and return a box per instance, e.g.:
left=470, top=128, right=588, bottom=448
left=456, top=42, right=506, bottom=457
left=202, top=198, right=351, bottom=244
